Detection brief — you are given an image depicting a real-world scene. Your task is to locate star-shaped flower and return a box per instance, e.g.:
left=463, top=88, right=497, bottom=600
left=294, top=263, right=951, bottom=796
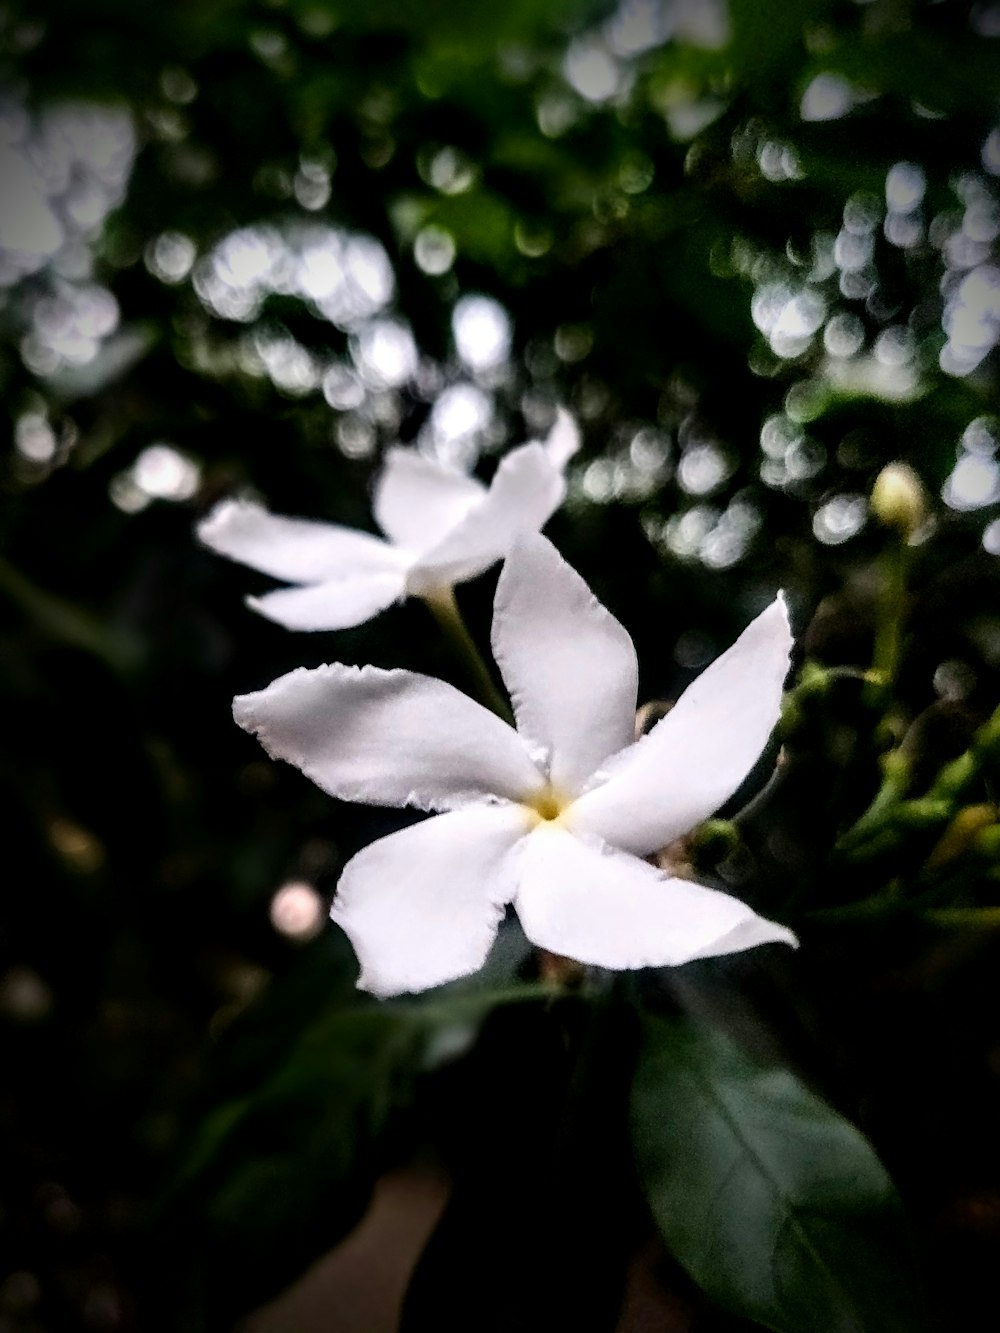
left=198, top=410, right=579, bottom=631
left=233, top=534, right=797, bottom=995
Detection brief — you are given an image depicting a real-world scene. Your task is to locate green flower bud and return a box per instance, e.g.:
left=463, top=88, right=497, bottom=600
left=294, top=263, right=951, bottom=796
left=692, top=819, right=740, bottom=862
left=870, top=462, right=927, bottom=538
left=926, top=804, right=996, bottom=870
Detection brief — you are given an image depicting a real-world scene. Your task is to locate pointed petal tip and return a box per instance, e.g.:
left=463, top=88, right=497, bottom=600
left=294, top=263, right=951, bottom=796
left=244, top=588, right=336, bottom=630
left=504, top=530, right=577, bottom=587
left=544, top=407, right=581, bottom=467
left=761, top=919, right=798, bottom=951
left=727, top=917, right=799, bottom=959
left=231, top=690, right=256, bottom=734
left=196, top=496, right=249, bottom=545
left=329, top=904, right=399, bottom=999
left=490, top=531, right=551, bottom=599
left=700, top=896, right=798, bottom=960
left=778, top=595, right=794, bottom=667
left=244, top=568, right=407, bottom=631
left=749, top=591, right=794, bottom=667
left=493, top=533, right=638, bottom=792
left=355, top=967, right=403, bottom=1000
left=232, top=682, right=269, bottom=731
left=231, top=663, right=329, bottom=731
left=761, top=587, right=789, bottom=622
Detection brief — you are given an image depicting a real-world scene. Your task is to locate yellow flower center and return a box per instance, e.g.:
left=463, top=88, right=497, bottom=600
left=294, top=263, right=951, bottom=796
left=523, top=785, right=570, bottom=828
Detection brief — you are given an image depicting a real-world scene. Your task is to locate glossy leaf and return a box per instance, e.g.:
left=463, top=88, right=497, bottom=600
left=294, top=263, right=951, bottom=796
left=631, top=1015, right=926, bottom=1333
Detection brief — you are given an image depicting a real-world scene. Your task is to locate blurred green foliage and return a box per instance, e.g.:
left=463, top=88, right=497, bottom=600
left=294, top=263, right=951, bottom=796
left=4, top=0, right=1000, bottom=1329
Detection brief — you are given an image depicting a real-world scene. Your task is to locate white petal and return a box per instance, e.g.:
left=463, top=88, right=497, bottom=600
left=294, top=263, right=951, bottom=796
left=570, top=596, right=793, bottom=856
left=491, top=534, right=638, bottom=792
left=407, top=443, right=567, bottom=591
left=246, top=570, right=407, bottom=630
left=542, top=407, right=581, bottom=468
left=513, top=826, right=796, bottom=969
left=233, top=663, right=544, bottom=813
left=372, top=448, right=486, bottom=552
left=198, top=498, right=402, bottom=583
left=332, top=804, right=527, bottom=996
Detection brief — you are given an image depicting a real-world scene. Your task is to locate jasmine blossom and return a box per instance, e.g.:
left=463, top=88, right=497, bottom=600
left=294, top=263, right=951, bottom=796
left=234, top=535, right=796, bottom=995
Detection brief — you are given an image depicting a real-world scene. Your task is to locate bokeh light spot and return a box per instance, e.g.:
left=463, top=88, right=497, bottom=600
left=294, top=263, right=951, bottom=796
left=270, top=882, right=325, bottom=941
left=813, top=493, right=867, bottom=544
left=452, top=295, right=512, bottom=372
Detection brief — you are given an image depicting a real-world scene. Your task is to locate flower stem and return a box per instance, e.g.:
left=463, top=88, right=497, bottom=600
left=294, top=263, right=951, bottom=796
left=422, top=585, right=515, bottom=725
left=806, top=887, right=905, bottom=923
left=0, top=552, right=141, bottom=672
left=836, top=704, right=1000, bottom=862
left=866, top=534, right=909, bottom=706
left=537, top=949, right=587, bottom=987
left=923, top=906, right=1000, bottom=930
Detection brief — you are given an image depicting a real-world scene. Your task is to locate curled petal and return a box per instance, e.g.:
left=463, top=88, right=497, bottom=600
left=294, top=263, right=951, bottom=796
left=247, top=570, right=407, bottom=631
left=492, top=534, right=637, bottom=792
left=372, top=448, right=486, bottom=553
left=513, top=827, right=796, bottom=969
left=408, top=443, right=567, bottom=592
left=570, top=596, right=793, bottom=856
left=233, top=664, right=544, bottom=813
left=331, top=804, right=527, bottom=996
left=198, top=498, right=400, bottom=583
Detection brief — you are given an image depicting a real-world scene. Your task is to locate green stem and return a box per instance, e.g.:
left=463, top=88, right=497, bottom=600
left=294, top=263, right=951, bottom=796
left=922, top=906, right=1000, bottom=930
left=0, top=553, right=141, bottom=673
left=807, top=888, right=906, bottom=924
left=422, top=585, right=515, bottom=725
left=834, top=750, right=912, bottom=854
left=866, top=535, right=909, bottom=706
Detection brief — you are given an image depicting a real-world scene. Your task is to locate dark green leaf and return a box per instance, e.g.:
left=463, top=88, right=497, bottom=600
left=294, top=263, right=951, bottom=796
left=163, top=982, right=547, bottom=1325
left=631, top=1014, right=926, bottom=1333
left=162, top=1006, right=420, bottom=1324
left=728, top=0, right=836, bottom=91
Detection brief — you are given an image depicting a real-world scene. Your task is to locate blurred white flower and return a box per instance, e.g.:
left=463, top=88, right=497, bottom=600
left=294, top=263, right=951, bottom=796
left=233, top=534, right=796, bottom=996
left=198, top=410, right=580, bottom=629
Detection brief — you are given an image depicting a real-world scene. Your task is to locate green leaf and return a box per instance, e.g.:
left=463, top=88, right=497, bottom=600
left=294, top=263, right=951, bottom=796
left=821, top=31, right=1000, bottom=116
left=728, top=0, right=836, bottom=91
left=163, top=980, right=548, bottom=1325
left=631, top=1014, right=926, bottom=1333
left=0, top=554, right=143, bottom=673
left=298, top=0, right=601, bottom=50
left=164, top=1006, right=421, bottom=1324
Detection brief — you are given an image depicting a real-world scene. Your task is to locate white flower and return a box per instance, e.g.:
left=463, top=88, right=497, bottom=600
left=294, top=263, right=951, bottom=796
left=197, top=410, right=580, bottom=631
left=233, top=534, right=797, bottom=996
